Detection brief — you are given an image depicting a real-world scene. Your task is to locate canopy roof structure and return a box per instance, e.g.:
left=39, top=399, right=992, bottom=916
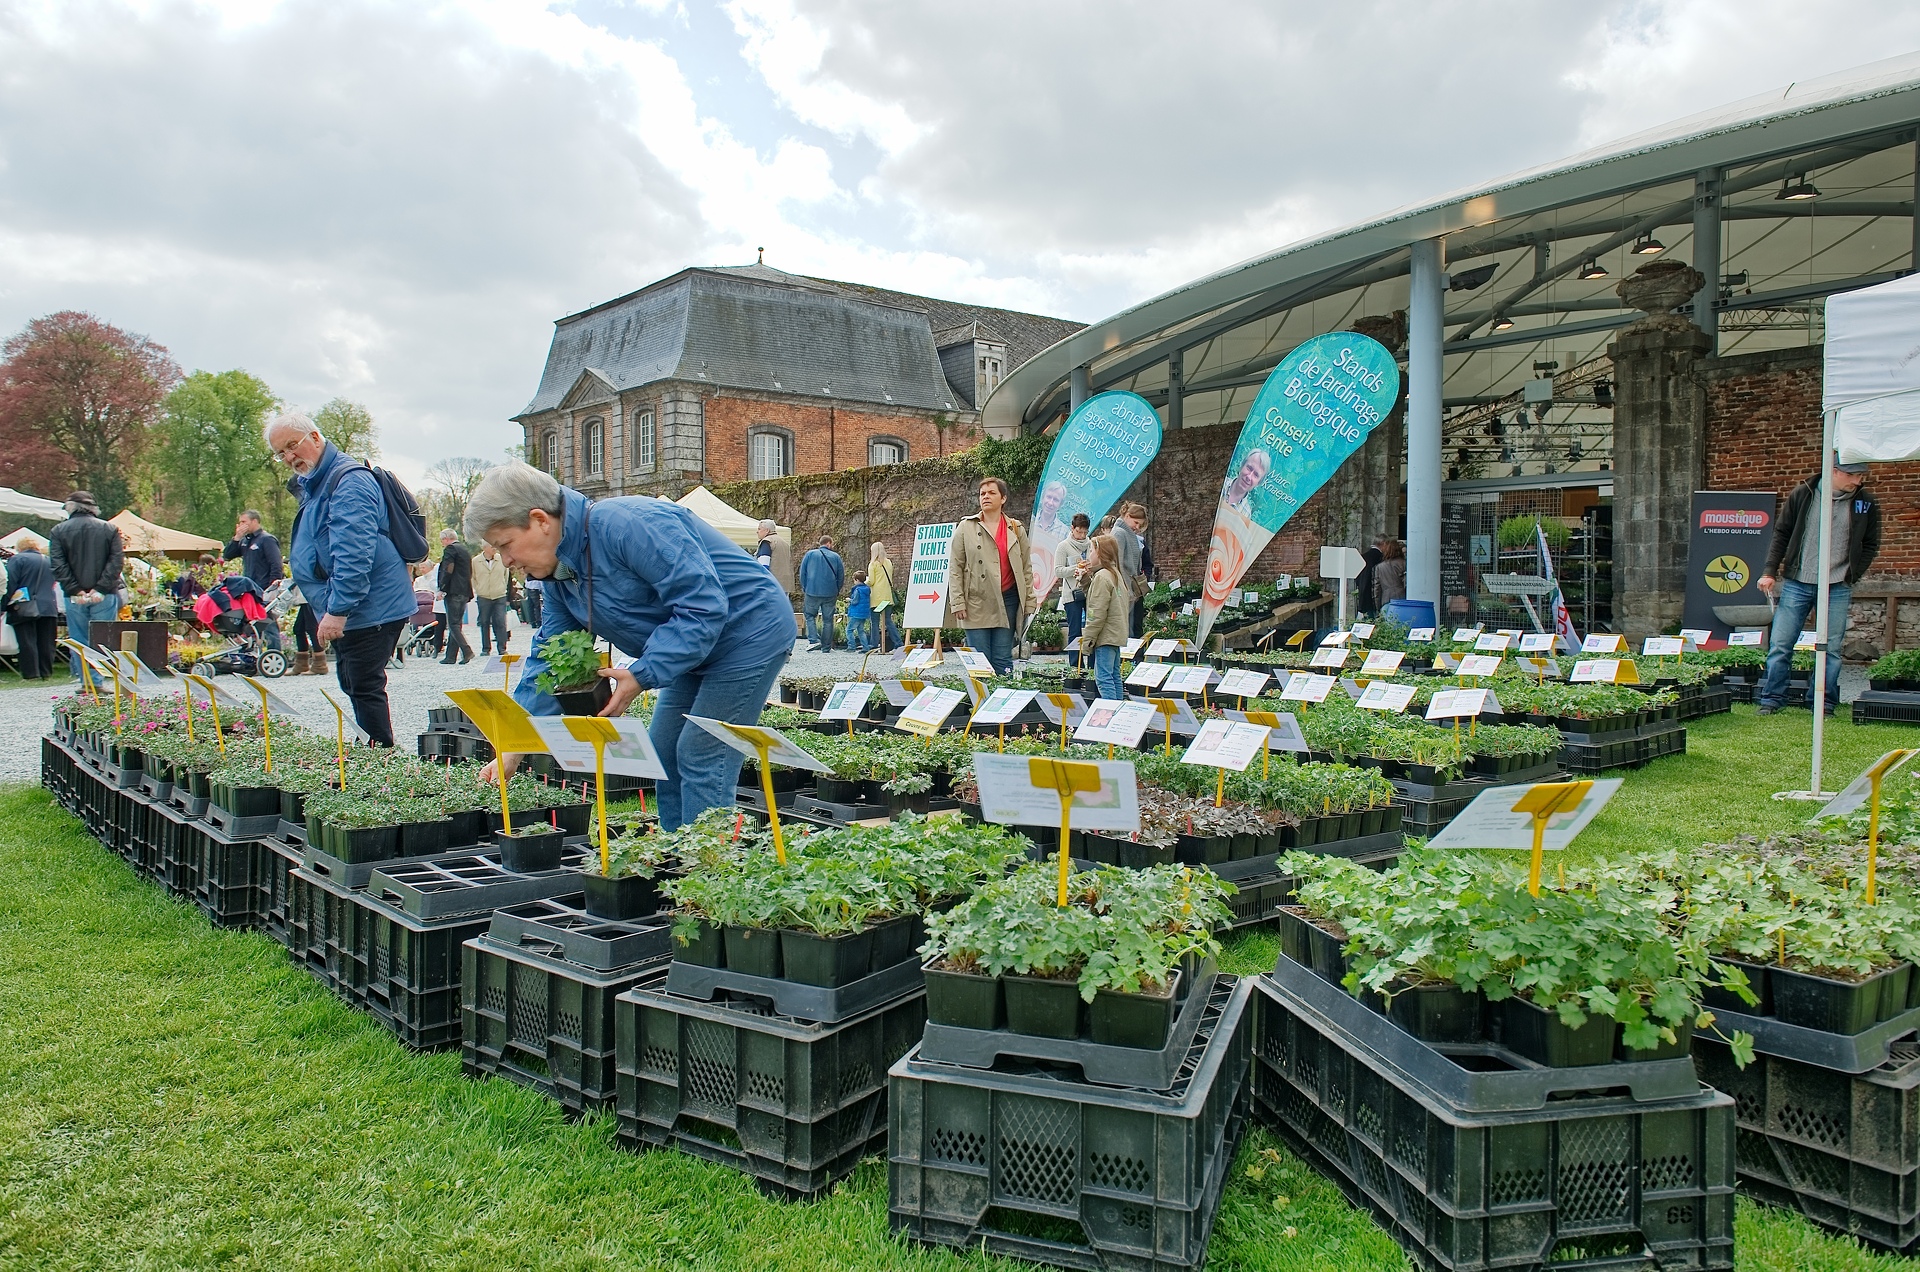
left=0, top=528, right=48, bottom=552
left=986, top=52, right=1920, bottom=486
left=675, top=485, right=785, bottom=551
left=110, top=511, right=222, bottom=557
left=0, top=487, right=68, bottom=520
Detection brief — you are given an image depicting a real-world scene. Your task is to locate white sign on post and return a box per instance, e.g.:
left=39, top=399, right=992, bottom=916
left=1727, top=630, right=1765, bottom=647
left=1679, top=628, right=1713, bottom=648
left=1408, top=627, right=1435, bottom=643
left=901, top=647, right=942, bottom=671
left=685, top=717, right=834, bottom=772
left=1224, top=708, right=1310, bottom=751
left=1813, top=751, right=1920, bottom=821
left=1452, top=626, right=1482, bottom=642
left=1582, top=633, right=1626, bottom=653
left=1073, top=699, right=1158, bottom=747
left=1350, top=622, right=1376, bottom=639
left=1125, top=661, right=1172, bottom=688
left=1216, top=669, right=1271, bottom=699
left=1642, top=636, right=1684, bottom=657
left=1121, top=637, right=1146, bottom=658
left=1427, top=779, right=1623, bottom=851
left=1145, top=638, right=1181, bottom=658
left=1227, top=588, right=1244, bottom=606
left=1036, top=692, right=1089, bottom=727
left=1519, top=633, right=1556, bottom=652
left=1522, top=656, right=1566, bottom=679
left=1320, top=630, right=1352, bottom=646
left=1309, top=647, right=1351, bottom=670
left=878, top=679, right=919, bottom=707
left=971, top=688, right=1039, bottom=726
left=950, top=649, right=996, bottom=677
left=1456, top=654, right=1503, bottom=678
left=1794, top=630, right=1819, bottom=651
left=896, top=687, right=967, bottom=735
left=818, top=682, right=877, bottom=721
left=530, top=716, right=668, bottom=780
left=1426, top=688, right=1504, bottom=719
left=1161, top=665, right=1215, bottom=694
left=1474, top=632, right=1512, bottom=652
left=1280, top=672, right=1337, bottom=703
left=972, top=754, right=1140, bottom=833
left=1571, top=658, right=1638, bottom=684
left=1134, top=692, right=1202, bottom=736
left=1181, top=720, right=1271, bottom=772
left=1361, top=649, right=1405, bottom=675
left=1358, top=681, right=1417, bottom=713
left=902, top=523, right=956, bottom=629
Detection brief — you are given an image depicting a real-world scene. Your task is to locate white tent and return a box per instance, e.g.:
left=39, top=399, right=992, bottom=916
left=1, top=527, right=48, bottom=552
left=1791, top=274, right=1920, bottom=797
left=0, top=487, right=67, bottom=520
left=675, top=485, right=786, bottom=552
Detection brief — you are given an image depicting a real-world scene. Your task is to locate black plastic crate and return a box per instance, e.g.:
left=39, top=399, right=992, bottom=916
left=355, top=888, right=491, bottom=1050
left=1560, top=723, right=1686, bottom=775
left=366, top=847, right=596, bottom=921
left=1853, top=690, right=1920, bottom=725
left=462, top=935, right=671, bottom=1115
left=258, top=838, right=300, bottom=946
left=194, top=822, right=259, bottom=928
left=1678, top=688, right=1734, bottom=721
left=615, top=975, right=925, bottom=1198
left=890, top=976, right=1252, bottom=1271
left=1696, top=1035, right=1920, bottom=1250
left=1255, top=974, right=1735, bottom=1272
left=287, top=867, right=371, bottom=1003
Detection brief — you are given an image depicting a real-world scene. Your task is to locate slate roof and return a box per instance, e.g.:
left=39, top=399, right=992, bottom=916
left=517, top=264, right=1083, bottom=419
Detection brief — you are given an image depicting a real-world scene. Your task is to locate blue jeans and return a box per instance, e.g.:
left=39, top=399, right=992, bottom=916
left=803, top=595, right=836, bottom=649
left=846, top=616, right=874, bottom=649
left=876, top=607, right=902, bottom=650
left=64, top=596, right=120, bottom=684
left=1092, top=645, right=1125, bottom=701
left=1064, top=598, right=1085, bottom=650
left=1761, top=578, right=1851, bottom=709
left=649, top=648, right=791, bottom=831
left=964, top=588, right=1022, bottom=676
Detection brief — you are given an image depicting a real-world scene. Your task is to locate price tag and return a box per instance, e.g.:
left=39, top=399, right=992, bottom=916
left=1162, top=665, right=1215, bottom=694
left=1426, top=688, right=1503, bottom=719
left=1519, top=633, right=1556, bottom=652
left=950, top=649, right=996, bottom=676
left=1320, top=630, right=1352, bottom=646
left=1227, top=588, right=1244, bottom=606
left=894, top=686, right=967, bottom=735
left=901, top=647, right=942, bottom=670
left=1181, top=602, right=1197, bottom=616
left=1350, top=622, right=1376, bottom=639
left=1226, top=708, right=1309, bottom=752
left=1522, top=656, right=1565, bottom=679
left=1813, top=750, right=1920, bottom=821
left=1138, top=693, right=1203, bottom=736
left=1309, top=646, right=1351, bottom=670
left=1276, top=574, right=1292, bottom=588
left=1571, top=658, right=1641, bottom=684
left=1037, top=692, right=1089, bottom=727
left=1408, top=627, right=1435, bottom=643
left=685, top=717, right=833, bottom=772
left=1457, top=654, right=1503, bottom=678
left=1496, top=629, right=1524, bottom=640
left=1679, top=628, right=1712, bottom=648
left=973, top=754, right=1140, bottom=832
left=1361, top=649, right=1405, bottom=675
left=1073, top=699, right=1157, bottom=747
left=877, top=679, right=918, bottom=707
left=1642, top=636, right=1684, bottom=657
left=1474, top=632, right=1512, bottom=652
left=1452, top=626, right=1482, bottom=642
left=1427, top=779, right=1623, bottom=851
left=971, top=687, right=1038, bottom=725
left=1582, top=633, right=1626, bottom=654
left=1125, top=661, right=1172, bottom=688
left=818, top=682, right=877, bottom=720
left=1180, top=719, right=1271, bottom=772
left=1121, top=637, right=1146, bottom=658
left=1432, top=651, right=1461, bottom=672
left=1727, top=630, right=1765, bottom=647
left=1280, top=672, right=1337, bottom=703
left=1216, top=669, right=1271, bottom=699
left=1145, top=638, right=1181, bottom=658
left=530, top=716, right=667, bottom=779
left=1794, top=630, right=1819, bottom=651
left=1169, top=579, right=1182, bottom=590
left=1358, top=681, right=1416, bottom=712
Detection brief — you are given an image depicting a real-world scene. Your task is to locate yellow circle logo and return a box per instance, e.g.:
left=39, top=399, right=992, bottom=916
left=1704, top=555, right=1748, bottom=593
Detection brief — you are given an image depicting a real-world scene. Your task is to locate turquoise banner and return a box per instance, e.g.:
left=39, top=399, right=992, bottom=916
left=1028, top=390, right=1163, bottom=600
left=1196, top=332, right=1400, bottom=645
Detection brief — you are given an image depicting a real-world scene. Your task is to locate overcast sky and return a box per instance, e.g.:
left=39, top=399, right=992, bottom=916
left=4, top=0, right=1919, bottom=485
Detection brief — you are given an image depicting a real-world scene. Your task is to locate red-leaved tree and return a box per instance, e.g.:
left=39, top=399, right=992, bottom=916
left=0, top=311, right=181, bottom=512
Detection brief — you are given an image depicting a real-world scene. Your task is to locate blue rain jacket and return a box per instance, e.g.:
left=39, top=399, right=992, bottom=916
left=288, top=442, right=419, bottom=630
left=514, top=489, right=795, bottom=713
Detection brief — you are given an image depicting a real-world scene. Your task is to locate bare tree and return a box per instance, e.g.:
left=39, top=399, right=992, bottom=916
left=422, top=456, right=496, bottom=539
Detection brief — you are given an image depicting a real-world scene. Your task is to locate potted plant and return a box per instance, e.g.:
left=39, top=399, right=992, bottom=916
left=497, top=822, right=566, bottom=873
left=535, top=629, right=611, bottom=716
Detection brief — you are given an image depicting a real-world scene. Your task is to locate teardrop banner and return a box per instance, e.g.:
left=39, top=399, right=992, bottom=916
left=1193, top=332, right=1401, bottom=649
left=1027, top=390, right=1163, bottom=605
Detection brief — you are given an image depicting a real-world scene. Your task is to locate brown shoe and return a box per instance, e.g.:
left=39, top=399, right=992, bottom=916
left=311, top=650, right=328, bottom=677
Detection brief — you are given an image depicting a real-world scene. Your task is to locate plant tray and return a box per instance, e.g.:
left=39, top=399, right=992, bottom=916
left=195, top=818, right=261, bottom=928
left=1678, top=687, right=1735, bottom=721
left=287, top=866, right=371, bottom=1003
left=364, top=846, right=596, bottom=920
left=1389, top=760, right=1563, bottom=805
left=298, top=839, right=519, bottom=893
left=919, top=967, right=1222, bottom=1090
left=1261, top=957, right=1700, bottom=1112
left=615, top=972, right=925, bottom=1199
left=486, top=896, right=675, bottom=972
left=1697, top=1034, right=1920, bottom=1250
left=204, top=803, right=281, bottom=840
left=889, top=977, right=1252, bottom=1272
left=462, top=934, right=672, bottom=1116
left=1560, top=722, right=1687, bottom=775
left=734, top=784, right=798, bottom=811
left=789, top=793, right=893, bottom=824
left=663, top=953, right=924, bottom=1025
left=1702, top=1002, right=1920, bottom=1074
left=1852, top=690, right=1920, bottom=725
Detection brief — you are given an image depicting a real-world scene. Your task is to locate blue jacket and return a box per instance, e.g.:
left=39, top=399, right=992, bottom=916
left=846, top=583, right=872, bottom=619
left=798, top=545, right=844, bottom=598
left=514, top=489, right=794, bottom=714
left=288, top=442, right=418, bottom=630
left=5, top=549, right=59, bottom=618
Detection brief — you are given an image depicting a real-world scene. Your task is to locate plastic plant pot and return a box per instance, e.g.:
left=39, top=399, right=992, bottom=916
left=779, top=928, right=874, bottom=988
left=1339, top=811, right=1363, bottom=839
left=1500, top=997, right=1618, bottom=1067
left=188, top=770, right=210, bottom=799
left=1908, top=964, right=1920, bottom=1012
left=1089, top=970, right=1182, bottom=1049
left=333, top=824, right=398, bottom=865
left=1702, top=956, right=1771, bottom=1016
left=887, top=790, right=934, bottom=817
left=304, top=815, right=327, bottom=849
left=582, top=872, right=659, bottom=920
left=723, top=925, right=782, bottom=978
left=1275, top=908, right=1313, bottom=967
left=1771, top=965, right=1894, bottom=1034
left=1115, top=839, right=1176, bottom=869
left=1078, top=835, right=1119, bottom=865
left=1290, top=817, right=1322, bottom=848
left=1175, top=834, right=1230, bottom=866
left=449, top=809, right=489, bottom=846
left=1615, top=1019, right=1695, bottom=1062
left=1276, top=907, right=1348, bottom=985
left=868, top=915, right=922, bottom=971
left=499, top=827, right=565, bottom=873
left=1387, top=983, right=1484, bottom=1044
left=221, top=784, right=280, bottom=819
left=924, top=963, right=1003, bottom=1029
left=815, top=776, right=864, bottom=804
left=1881, top=964, right=1915, bottom=1021
left=549, top=804, right=592, bottom=835
left=399, top=819, right=450, bottom=858
left=1003, top=972, right=1085, bottom=1039
left=279, top=789, right=306, bottom=822
left=552, top=678, right=613, bottom=718
left=673, top=919, right=724, bottom=967
left=1230, top=832, right=1258, bottom=861
left=1360, top=807, right=1386, bottom=836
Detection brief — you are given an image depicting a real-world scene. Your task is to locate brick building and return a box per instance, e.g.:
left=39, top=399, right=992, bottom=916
left=512, top=262, right=1081, bottom=497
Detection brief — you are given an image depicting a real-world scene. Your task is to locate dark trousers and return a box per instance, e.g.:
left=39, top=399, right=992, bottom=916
left=523, top=591, right=542, bottom=628
left=1130, top=598, right=1146, bottom=639
left=9, top=615, right=57, bottom=679
left=476, top=597, right=509, bottom=653
left=293, top=604, right=319, bottom=653
left=441, top=597, right=473, bottom=661
left=332, top=618, right=406, bottom=747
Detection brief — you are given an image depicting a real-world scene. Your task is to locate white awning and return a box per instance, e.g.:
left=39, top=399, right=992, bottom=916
left=1827, top=271, right=1920, bottom=463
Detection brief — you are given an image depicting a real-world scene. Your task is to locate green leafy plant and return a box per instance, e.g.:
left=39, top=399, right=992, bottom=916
left=535, top=629, right=604, bottom=694
left=1498, top=515, right=1571, bottom=552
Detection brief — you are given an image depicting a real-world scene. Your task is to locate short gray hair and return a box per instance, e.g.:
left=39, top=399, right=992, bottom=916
left=263, top=410, right=321, bottom=445
left=439, top=527, right=457, bottom=541
left=464, top=462, right=564, bottom=540
left=756, top=519, right=776, bottom=537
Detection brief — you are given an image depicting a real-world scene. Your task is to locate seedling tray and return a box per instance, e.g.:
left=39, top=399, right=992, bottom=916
left=1704, top=1003, right=1920, bottom=1074
left=663, top=953, right=924, bottom=1024
left=920, top=966, right=1222, bottom=1090
left=299, top=839, right=529, bottom=893
left=364, top=845, right=595, bottom=920
left=1262, top=957, right=1699, bottom=1112
left=1853, top=689, right=1920, bottom=725
left=204, top=803, right=281, bottom=840
left=1390, top=760, right=1563, bottom=805
left=889, top=977, right=1252, bottom=1271
left=1678, top=686, right=1734, bottom=720
left=789, top=793, right=893, bottom=824
left=487, top=896, right=675, bottom=971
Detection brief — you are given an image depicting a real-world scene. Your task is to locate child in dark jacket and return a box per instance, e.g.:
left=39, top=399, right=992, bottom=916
left=846, top=572, right=874, bottom=651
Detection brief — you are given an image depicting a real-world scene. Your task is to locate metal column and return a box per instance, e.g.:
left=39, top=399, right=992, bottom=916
left=1911, top=134, right=1919, bottom=269
left=1070, top=365, right=1090, bottom=412
left=1693, top=168, right=1721, bottom=351
left=1406, top=238, right=1445, bottom=606
left=1166, top=351, right=1183, bottom=430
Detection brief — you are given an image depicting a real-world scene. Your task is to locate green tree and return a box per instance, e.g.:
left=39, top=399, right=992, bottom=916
left=150, top=369, right=278, bottom=539
left=314, top=399, right=379, bottom=462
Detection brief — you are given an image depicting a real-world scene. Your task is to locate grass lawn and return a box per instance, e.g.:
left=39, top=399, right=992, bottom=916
left=2, top=704, right=1919, bottom=1269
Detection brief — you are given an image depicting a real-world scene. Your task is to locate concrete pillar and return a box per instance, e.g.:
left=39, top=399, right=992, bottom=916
left=1406, top=239, right=1445, bottom=605
left=1692, top=168, right=1721, bottom=353
left=1070, top=365, right=1090, bottom=412
left=1609, top=261, right=1710, bottom=638
left=1166, top=351, right=1183, bottom=431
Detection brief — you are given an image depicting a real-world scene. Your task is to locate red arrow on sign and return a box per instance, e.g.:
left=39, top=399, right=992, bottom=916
left=918, top=592, right=941, bottom=601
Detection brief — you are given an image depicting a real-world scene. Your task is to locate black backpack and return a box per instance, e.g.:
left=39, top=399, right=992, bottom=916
left=292, top=461, right=432, bottom=574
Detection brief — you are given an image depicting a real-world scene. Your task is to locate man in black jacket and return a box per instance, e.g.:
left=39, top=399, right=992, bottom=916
left=224, top=509, right=284, bottom=650
left=436, top=528, right=474, bottom=664
left=1757, top=457, right=1882, bottom=715
left=47, top=491, right=124, bottom=685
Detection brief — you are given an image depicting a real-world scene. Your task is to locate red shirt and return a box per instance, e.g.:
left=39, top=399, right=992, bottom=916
left=992, top=517, right=1014, bottom=591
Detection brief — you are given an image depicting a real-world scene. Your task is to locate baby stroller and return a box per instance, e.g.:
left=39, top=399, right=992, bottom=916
left=397, top=591, right=442, bottom=661
left=184, top=577, right=289, bottom=678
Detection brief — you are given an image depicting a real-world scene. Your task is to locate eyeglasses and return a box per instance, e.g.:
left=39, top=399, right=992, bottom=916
left=272, top=435, right=315, bottom=461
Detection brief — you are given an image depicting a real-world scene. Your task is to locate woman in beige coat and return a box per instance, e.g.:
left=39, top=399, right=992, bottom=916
left=947, top=476, right=1035, bottom=675
left=1081, top=534, right=1130, bottom=700
left=867, top=541, right=902, bottom=651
